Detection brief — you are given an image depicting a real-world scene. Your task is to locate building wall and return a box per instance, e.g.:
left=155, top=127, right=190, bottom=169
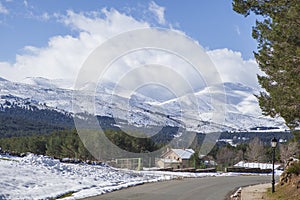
left=163, top=151, right=182, bottom=162
left=156, top=160, right=180, bottom=169
left=157, top=150, right=193, bottom=169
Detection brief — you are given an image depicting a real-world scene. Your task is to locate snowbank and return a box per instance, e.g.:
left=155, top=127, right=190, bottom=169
left=0, top=154, right=276, bottom=199
left=234, top=161, right=281, bottom=170
left=0, top=154, right=163, bottom=199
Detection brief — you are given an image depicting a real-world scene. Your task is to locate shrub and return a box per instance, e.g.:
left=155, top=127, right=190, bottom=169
left=287, top=161, right=300, bottom=176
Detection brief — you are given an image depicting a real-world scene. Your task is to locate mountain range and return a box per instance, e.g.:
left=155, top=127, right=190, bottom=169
left=0, top=76, right=288, bottom=136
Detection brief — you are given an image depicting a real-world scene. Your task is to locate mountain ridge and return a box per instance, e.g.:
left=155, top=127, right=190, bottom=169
left=0, top=77, right=288, bottom=133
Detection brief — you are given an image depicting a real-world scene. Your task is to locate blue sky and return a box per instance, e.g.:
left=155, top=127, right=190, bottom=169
left=0, top=0, right=262, bottom=88
left=0, top=0, right=258, bottom=61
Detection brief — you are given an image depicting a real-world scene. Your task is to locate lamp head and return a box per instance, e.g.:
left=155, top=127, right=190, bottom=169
left=271, top=137, right=278, bottom=148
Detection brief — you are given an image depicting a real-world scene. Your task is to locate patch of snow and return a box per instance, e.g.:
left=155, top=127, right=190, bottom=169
left=234, top=161, right=281, bottom=170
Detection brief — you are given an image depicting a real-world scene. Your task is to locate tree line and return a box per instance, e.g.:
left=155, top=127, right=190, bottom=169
left=1, top=128, right=298, bottom=170
left=0, top=129, right=158, bottom=161
left=210, top=137, right=299, bottom=170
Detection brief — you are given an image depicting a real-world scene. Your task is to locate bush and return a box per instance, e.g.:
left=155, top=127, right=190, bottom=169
left=287, top=161, right=300, bottom=175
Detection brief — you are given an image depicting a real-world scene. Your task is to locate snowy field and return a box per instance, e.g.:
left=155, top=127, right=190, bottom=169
left=0, top=153, right=278, bottom=200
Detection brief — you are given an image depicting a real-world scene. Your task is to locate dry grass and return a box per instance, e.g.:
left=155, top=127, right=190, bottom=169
left=264, top=176, right=300, bottom=200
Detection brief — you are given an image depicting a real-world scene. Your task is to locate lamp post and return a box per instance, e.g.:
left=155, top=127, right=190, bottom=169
left=271, top=137, right=278, bottom=193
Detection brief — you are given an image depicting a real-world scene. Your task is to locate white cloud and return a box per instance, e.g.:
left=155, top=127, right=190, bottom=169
left=41, top=12, right=50, bottom=21
left=25, top=12, right=53, bottom=22
left=23, top=0, right=28, bottom=8
left=0, top=2, right=9, bottom=14
left=149, top=1, right=166, bottom=25
left=62, top=9, right=149, bottom=38
left=235, top=25, right=241, bottom=35
left=0, top=9, right=149, bottom=82
left=0, top=8, right=262, bottom=92
left=207, top=48, right=263, bottom=88
left=0, top=62, right=13, bottom=79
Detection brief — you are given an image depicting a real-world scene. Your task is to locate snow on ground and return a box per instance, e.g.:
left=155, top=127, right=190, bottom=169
left=0, top=154, right=278, bottom=200
left=0, top=153, right=165, bottom=200
left=234, top=161, right=281, bottom=170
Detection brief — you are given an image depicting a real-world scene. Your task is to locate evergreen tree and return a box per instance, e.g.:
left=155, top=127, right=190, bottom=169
left=232, top=0, right=300, bottom=130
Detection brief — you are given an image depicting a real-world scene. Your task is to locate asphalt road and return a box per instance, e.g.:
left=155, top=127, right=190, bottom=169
left=83, top=175, right=271, bottom=200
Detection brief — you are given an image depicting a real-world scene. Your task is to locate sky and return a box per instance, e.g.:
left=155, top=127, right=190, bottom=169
left=0, top=0, right=263, bottom=89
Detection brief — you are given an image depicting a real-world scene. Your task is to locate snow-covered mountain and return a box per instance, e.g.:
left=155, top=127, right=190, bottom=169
left=0, top=77, right=287, bottom=133
left=151, top=82, right=287, bottom=132
left=21, top=77, right=74, bottom=90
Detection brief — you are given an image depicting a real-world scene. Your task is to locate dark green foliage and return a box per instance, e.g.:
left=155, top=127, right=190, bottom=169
left=45, top=130, right=94, bottom=160
left=189, top=151, right=201, bottom=168
left=0, top=129, right=93, bottom=160
left=292, top=130, right=300, bottom=159
left=233, top=0, right=300, bottom=129
left=0, top=128, right=160, bottom=160
left=291, top=130, right=300, bottom=144
left=287, top=161, right=300, bottom=175
left=220, top=131, right=293, bottom=144
left=0, top=135, right=47, bottom=155
left=0, top=114, right=65, bottom=137
left=97, top=115, right=182, bottom=148
left=1, top=104, right=74, bottom=127
left=150, top=126, right=181, bottom=145
left=0, top=106, right=74, bottom=137
left=104, top=129, right=158, bottom=153
left=265, top=144, right=281, bottom=162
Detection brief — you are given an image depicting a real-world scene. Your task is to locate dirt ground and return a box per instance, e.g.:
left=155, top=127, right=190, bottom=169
left=240, top=183, right=270, bottom=200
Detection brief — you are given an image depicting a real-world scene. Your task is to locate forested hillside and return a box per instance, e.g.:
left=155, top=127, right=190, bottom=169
left=0, top=104, right=74, bottom=137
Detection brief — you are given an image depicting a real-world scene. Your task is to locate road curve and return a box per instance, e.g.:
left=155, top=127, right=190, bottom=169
left=83, top=175, right=271, bottom=200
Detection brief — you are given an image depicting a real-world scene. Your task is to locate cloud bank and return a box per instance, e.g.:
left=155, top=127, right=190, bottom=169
left=0, top=3, right=262, bottom=91
left=207, top=48, right=263, bottom=88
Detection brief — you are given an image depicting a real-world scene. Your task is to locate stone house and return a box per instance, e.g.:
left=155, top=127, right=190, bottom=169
left=156, top=148, right=195, bottom=169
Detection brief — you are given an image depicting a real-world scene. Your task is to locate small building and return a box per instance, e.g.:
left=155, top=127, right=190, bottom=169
left=156, top=148, right=195, bottom=169
left=199, top=154, right=217, bottom=168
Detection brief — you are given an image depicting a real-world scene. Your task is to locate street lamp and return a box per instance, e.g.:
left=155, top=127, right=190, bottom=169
left=271, top=137, right=278, bottom=193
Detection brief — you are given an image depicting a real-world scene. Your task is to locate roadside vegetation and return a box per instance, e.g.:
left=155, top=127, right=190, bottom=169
left=265, top=161, right=300, bottom=200
left=209, top=137, right=299, bottom=171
